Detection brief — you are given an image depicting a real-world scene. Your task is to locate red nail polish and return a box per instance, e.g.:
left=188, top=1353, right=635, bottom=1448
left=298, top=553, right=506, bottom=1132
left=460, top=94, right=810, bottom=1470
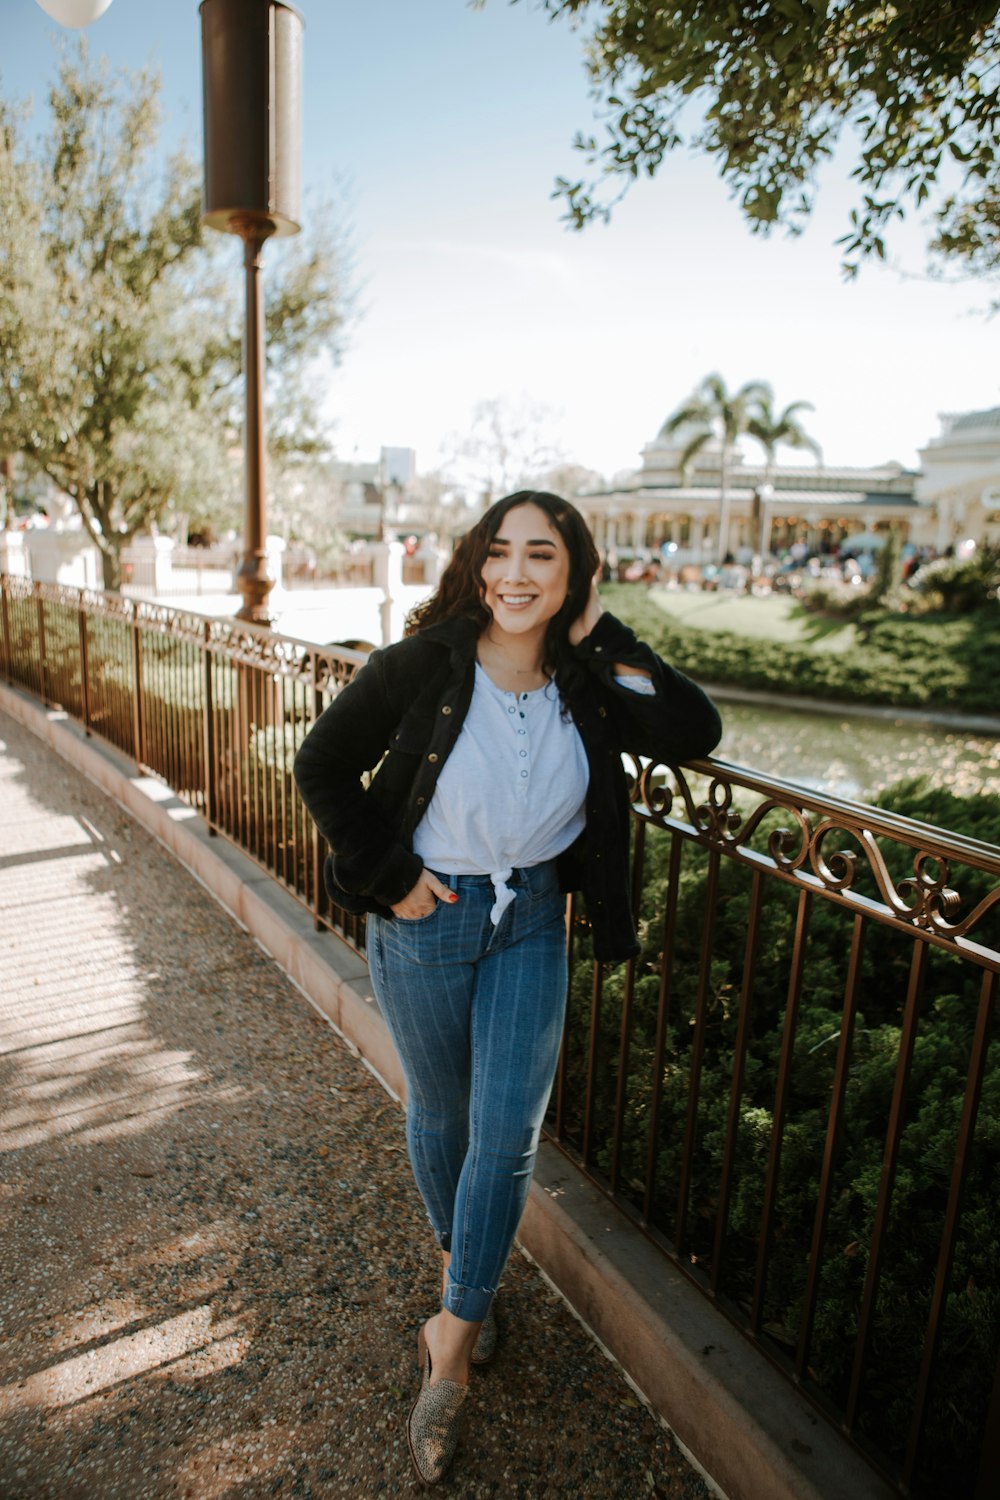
left=448, top=893, right=459, bottom=903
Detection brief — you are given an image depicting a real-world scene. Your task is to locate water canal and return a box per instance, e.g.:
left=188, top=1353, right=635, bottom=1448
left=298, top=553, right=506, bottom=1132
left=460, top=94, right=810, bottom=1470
left=714, top=697, right=998, bottom=804
left=259, top=589, right=999, bottom=810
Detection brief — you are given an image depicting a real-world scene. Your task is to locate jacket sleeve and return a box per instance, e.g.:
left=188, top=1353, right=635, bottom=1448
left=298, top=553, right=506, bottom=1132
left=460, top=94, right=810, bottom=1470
left=573, top=610, right=722, bottom=764
left=292, top=651, right=424, bottom=906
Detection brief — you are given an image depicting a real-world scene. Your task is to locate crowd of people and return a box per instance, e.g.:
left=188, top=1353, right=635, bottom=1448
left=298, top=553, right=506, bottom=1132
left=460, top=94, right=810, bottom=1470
left=597, top=537, right=948, bottom=595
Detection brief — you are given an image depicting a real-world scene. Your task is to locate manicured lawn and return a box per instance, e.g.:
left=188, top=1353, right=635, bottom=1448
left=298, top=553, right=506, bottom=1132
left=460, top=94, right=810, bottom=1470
left=604, top=583, right=1000, bottom=716
left=645, top=587, right=857, bottom=653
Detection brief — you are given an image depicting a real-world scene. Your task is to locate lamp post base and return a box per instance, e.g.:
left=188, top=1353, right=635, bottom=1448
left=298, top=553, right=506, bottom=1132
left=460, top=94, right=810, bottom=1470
left=234, top=553, right=274, bottom=625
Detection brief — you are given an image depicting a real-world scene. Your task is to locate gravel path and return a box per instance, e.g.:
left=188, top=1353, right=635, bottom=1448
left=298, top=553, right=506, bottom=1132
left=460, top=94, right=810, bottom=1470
left=0, top=709, right=713, bottom=1500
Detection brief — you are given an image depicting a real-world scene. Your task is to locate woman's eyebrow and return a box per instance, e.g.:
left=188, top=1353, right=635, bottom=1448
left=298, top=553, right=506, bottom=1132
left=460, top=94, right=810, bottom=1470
left=492, top=536, right=557, bottom=547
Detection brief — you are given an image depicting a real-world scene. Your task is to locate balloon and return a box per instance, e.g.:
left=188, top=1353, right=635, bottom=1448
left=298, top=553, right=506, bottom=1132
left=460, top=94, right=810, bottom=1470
left=34, top=0, right=114, bottom=27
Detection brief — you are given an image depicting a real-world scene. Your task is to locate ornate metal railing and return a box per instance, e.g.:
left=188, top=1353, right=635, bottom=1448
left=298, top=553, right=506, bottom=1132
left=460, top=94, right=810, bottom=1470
left=554, top=756, right=999, bottom=1499
left=0, top=576, right=368, bottom=949
left=2, top=574, right=998, bottom=1499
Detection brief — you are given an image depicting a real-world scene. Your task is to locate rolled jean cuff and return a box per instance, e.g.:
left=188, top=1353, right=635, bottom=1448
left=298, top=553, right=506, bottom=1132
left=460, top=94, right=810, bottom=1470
left=442, top=1274, right=494, bottom=1324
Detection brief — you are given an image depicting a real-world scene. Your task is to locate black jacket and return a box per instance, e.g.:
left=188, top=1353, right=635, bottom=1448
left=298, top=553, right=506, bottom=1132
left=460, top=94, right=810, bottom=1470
left=292, top=611, right=722, bottom=962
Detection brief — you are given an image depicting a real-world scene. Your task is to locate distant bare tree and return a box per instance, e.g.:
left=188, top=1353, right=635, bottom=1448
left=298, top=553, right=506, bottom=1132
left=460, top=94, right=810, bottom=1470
left=443, top=395, right=567, bottom=506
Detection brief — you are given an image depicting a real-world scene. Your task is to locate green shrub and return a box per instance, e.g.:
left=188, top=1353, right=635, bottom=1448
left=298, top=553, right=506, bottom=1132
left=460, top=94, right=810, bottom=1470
left=911, top=544, right=1000, bottom=614
left=560, top=776, right=1000, bottom=1493
left=605, top=584, right=1000, bottom=715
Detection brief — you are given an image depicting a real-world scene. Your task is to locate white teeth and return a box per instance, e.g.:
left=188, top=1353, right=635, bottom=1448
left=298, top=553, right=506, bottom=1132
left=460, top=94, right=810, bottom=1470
left=500, top=594, right=533, bottom=604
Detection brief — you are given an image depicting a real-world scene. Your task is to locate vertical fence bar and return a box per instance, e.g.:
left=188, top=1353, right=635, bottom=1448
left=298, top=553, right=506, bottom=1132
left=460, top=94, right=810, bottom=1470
left=262, top=667, right=274, bottom=868
left=235, top=661, right=248, bottom=850
left=290, top=675, right=303, bottom=893
left=674, top=847, right=721, bottom=1256
left=551, top=891, right=578, bottom=1143
left=642, top=832, right=683, bottom=1228
left=580, top=959, right=605, bottom=1170
left=246, top=663, right=257, bottom=858
left=310, top=653, right=324, bottom=931
left=1, top=574, right=11, bottom=682
left=203, top=621, right=217, bottom=828
left=130, top=612, right=144, bottom=769
left=269, top=671, right=280, bottom=876
left=903, top=966, right=997, bottom=1491
left=795, top=911, right=868, bottom=1379
left=146, top=627, right=159, bottom=775
left=254, top=665, right=265, bottom=861
left=845, top=938, right=929, bottom=1429
left=168, top=631, right=179, bottom=789
left=35, top=585, right=49, bottom=705
left=277, top=675, right=290, bottom=885
left=609, top=818, right=646, bottom=1194
left=250, top=663, right=261, bottom=859
left=184, top=637, right=197, bottom=805
left=750, top=887, right=812, bottom=1335
left=219, top=655, right=232, bottom=837
left=711, top=866, right=766, bottom=1297
left=78, top=598, right=91, bottom=734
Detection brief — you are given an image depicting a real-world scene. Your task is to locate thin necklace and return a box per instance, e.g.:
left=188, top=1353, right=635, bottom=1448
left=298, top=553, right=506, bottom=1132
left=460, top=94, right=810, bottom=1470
left=480, top=632, right=544, bottom=678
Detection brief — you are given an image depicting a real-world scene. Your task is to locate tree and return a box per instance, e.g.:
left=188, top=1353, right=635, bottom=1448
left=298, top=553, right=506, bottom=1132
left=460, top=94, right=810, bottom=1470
left=516, top=0, right=1000, bottom=276
left=661, top=374, right=771, bottom=563
left=442, top=394, right=568, bottom=507
left=0, top=48, right=348, bottom=588
left=748, top=395, right=822, bottom=486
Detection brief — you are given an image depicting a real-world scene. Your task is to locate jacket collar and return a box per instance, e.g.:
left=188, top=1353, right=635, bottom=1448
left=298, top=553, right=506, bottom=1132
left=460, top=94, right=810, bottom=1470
left=416, top=614, right=480, bottom=664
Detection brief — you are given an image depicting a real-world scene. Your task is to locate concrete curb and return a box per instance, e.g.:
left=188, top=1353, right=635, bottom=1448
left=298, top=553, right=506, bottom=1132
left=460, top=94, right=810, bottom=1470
left=1, top=680, right=893, bottom=1500
left=703, top=680, right=1000, bottom=736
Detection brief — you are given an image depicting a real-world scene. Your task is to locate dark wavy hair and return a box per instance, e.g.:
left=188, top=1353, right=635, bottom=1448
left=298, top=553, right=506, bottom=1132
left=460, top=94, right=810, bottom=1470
left=405, top=490, right=600, bottom=693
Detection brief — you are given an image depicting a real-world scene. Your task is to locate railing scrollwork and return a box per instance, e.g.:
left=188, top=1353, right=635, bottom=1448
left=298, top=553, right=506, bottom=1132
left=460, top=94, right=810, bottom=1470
left=629, top=755, right=1000, bottom=962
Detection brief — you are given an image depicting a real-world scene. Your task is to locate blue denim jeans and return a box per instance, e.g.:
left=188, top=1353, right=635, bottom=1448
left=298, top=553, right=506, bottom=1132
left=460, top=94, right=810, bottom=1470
left=366, top=860, right=567, bottom=1323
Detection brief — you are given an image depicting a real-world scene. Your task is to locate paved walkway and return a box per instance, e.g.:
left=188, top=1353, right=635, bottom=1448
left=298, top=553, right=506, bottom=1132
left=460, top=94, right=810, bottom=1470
left=0, top=708, right=712, bottom=1500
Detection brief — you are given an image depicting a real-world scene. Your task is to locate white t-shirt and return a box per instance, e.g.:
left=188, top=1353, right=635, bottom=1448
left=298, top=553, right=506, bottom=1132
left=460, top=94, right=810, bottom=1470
left=412, top=662, right=653, bottom=923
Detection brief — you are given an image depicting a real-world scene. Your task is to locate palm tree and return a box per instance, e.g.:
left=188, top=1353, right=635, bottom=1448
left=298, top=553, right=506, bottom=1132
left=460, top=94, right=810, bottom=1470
left=747, top=396, right=822, bottom=560
left=748, top=396, right=823, bottom=487
left=661, top=374, right=772, bottom=564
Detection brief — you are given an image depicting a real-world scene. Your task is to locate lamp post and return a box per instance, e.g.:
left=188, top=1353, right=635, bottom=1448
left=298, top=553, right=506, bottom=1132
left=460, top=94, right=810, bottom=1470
left=201, top=0, right=303, bottom=624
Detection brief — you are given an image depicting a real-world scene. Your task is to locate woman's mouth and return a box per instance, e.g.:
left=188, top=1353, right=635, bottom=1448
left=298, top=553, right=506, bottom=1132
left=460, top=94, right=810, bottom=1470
left=498, top=593, right=536, bottom=608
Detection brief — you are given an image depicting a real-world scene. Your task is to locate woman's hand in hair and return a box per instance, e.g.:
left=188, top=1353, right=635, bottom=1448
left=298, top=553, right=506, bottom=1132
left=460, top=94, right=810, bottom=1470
left=568, top=577, right=604, bottom=646
left=391, top=868, right=457, bottom=920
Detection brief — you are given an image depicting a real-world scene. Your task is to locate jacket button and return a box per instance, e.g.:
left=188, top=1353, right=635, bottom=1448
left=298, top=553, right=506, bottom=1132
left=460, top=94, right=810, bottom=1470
left=416, top=795, right=426, bottom=805
left=427, top=752, right=439, bottom=763
left=441, top=706, right=453, bottom=715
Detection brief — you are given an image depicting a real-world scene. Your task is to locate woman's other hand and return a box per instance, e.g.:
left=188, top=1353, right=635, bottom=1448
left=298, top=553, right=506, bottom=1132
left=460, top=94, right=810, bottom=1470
left=568, top=578, right=603, bottom=646
left=391, top=869, right=457, bottom=919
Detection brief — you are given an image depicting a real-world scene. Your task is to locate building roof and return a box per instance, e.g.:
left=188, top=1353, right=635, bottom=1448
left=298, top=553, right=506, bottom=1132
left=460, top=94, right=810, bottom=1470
left=582, top=487, right=921, bottom=509
left=942, top=407, right=1000, bottom=435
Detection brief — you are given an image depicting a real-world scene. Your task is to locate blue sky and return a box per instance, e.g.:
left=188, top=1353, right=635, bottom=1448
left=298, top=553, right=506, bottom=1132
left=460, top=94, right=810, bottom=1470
left=6, top=0, right=1000, bottom=479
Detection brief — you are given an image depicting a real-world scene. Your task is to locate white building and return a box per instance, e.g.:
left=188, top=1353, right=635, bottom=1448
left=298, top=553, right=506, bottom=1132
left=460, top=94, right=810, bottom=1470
left=577, top=406, right=1000, bottom=566
left=916, top=408, right=1000, bottom=551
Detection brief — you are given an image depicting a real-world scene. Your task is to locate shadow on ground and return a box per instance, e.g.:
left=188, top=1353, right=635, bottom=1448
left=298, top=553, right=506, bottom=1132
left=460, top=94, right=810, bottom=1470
left=0, top=711, right=711, bottom=1499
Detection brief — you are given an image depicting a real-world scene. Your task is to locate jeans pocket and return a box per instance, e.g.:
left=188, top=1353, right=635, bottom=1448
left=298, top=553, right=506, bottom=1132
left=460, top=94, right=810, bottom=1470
left=394, top=899, right=442, bottom=926
left=520, top=863, right=560, bottom=904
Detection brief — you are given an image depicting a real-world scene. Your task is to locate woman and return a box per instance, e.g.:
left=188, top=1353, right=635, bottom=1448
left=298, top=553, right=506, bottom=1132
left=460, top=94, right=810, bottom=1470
left=293, top=491, right=721, bottom=1484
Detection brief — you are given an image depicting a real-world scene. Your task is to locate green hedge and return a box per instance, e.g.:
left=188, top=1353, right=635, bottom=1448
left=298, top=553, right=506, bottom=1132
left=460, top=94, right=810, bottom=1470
left=559, top=777, right=999, bottom=1494
left=604, top=585, right=1000, bottom=716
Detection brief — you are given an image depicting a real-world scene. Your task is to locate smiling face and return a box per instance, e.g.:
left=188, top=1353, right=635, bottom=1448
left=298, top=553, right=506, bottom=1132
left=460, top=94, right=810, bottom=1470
left=480, top=502, right=571, bottom=640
